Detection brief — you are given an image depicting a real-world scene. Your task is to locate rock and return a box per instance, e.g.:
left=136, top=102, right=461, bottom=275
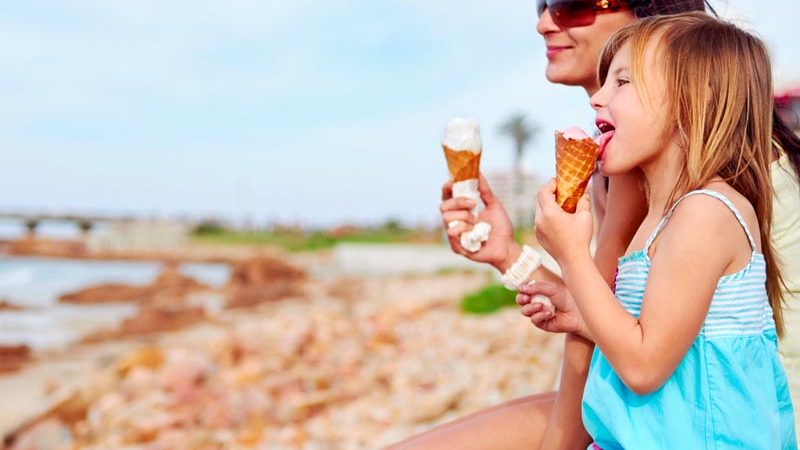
left=8, top=273, right=563, bottom=449
left=0, top=345, right=32, bottom=373
left=82, top=307, right=206, bottom=342
left=224, top=256, right=306, bottom=308
left=226, top=283, right=299, bottom=309
left=59, top=262, right=210, bottom=304
left=0, top=299, right=23, bottom=311
left=114, top=346, right=165, bottom=378
left=227, top=256, right=305, bottom=287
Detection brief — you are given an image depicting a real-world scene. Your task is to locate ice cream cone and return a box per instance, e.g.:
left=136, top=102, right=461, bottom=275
left=555, top=130, right=600, bottom=213
left=441, top=117, right=491, bottom=253
left=443, top=145, right=482, bottom=182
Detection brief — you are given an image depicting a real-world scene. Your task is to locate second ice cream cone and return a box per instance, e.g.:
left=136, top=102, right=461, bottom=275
left=555, top=130, right=600, bottom=213
left=443, top=145, right=482, bottom=182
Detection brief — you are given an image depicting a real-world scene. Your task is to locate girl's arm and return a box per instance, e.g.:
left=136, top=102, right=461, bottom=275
left=538, top=186, right=736, bottom=395
left=537, top=172, right=647, bottom=448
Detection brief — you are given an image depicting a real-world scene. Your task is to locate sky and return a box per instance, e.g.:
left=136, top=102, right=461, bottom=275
left=1, top=1, right=799, bottom=227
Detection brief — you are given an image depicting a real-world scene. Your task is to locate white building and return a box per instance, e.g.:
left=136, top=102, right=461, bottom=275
left=88, top=220, right=191, bottom=251
left=484, top=170, right=545, bottom=229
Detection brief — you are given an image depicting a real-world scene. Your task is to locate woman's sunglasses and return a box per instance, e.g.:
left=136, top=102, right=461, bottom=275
left=537, top=0, right=648, bottom=28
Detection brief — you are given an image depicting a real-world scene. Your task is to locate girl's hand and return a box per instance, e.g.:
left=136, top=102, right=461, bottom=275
left=516, top=281, right=591, bottom=340
left=534, top=178, right=594, bottom=266
left=440, top=174, right=520, bottom=272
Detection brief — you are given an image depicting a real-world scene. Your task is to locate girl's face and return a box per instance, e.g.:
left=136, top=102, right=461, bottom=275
left=537, top=8, right=636, bottom=93
left=590, top=40, right=673, bottom=176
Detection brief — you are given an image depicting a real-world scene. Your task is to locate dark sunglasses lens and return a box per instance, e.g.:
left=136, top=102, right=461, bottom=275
left=536, top=0, right=547, bottom=16
left=549, top=0, right=596, bottom=27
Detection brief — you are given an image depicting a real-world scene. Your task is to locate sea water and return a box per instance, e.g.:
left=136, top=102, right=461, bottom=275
left=0, top=256, right=230, bottom=350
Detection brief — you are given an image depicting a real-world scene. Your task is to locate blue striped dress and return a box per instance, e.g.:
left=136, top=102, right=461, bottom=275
left=582, top=190, right=797, bottom=450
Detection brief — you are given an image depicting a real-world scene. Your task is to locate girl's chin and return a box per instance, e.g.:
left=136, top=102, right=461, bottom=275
left=597, top=161, right=625, bottom=177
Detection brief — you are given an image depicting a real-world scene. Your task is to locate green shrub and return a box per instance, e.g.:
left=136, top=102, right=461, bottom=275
left=460, top=283, right=517, bottom=314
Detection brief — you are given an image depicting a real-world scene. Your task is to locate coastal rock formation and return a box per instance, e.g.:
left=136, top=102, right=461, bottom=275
left=0, top=345, right=32, bottom=373
left=225, top=256, right=306, bottom=308
left=82, top=307, right=207, bottom=343
left=0, top=300, right=23, bottom=311
left=59, top=263, right=210, bottom=304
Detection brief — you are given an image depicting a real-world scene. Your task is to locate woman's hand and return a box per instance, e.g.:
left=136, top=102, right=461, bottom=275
left=516, top=281, right=591, bottom=340
left=534, top=178, right=594, bottom=266
left=440, top=174, right=520, bottom=272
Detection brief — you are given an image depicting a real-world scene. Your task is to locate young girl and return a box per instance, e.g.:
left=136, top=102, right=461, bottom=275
left=534, top=13, right=797, bottom=449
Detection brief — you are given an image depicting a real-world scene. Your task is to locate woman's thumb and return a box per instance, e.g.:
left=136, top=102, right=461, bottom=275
left=478, top=174, right=497, bottom=205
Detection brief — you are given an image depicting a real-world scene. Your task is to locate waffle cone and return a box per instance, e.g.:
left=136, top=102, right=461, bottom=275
left=555, top=132, right=600, bottom=213
left=443, top=145, right=482, bottom=182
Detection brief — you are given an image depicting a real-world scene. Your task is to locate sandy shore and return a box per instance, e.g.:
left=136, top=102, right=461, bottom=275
left=1, top=251, right=563, bottom=449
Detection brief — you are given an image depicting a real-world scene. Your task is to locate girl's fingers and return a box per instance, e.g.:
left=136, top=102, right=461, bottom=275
left=530, top=311, right=554, bottom=327
left=516, top=293, right=532, bottom=306
left=440, top=197, right=477, bottom=213
left=536, top=178, right=558, bottom=213
left=545, top=178, right=557, bottom=193
left=576, top=192, right=592, bottom=214
left=520, top=302, right=543, bottom=317
left=518, top=280, right=560, bottom=297
left=532, top=295, right=556, bottom=315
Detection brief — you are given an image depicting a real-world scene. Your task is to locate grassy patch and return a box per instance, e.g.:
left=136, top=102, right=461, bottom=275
left=191, top=228, right=428, bottom=252
left=460, top=283, right=517, bottom=315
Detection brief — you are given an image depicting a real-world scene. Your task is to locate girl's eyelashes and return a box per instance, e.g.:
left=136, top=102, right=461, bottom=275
left=616, top=77, right=630, bottom=87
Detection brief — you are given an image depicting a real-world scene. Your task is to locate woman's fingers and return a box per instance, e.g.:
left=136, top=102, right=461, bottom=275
left=477, top=174, right=498, bottom=206
left=440, top=197, right=477, bottom=213
left=446, top=221, right=469, bottom=239
left=441, top=179, right=454, bottom=200
left=442, top=210, right=476, bottom=227
left=516, top=293, right=531, bottom=306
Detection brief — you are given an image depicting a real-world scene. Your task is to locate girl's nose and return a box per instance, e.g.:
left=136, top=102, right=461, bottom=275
left=590, top=88, right=607, bottom=111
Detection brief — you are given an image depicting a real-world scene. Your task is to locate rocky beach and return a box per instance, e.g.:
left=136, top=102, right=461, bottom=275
left=0, top=243, right=563, bottom=450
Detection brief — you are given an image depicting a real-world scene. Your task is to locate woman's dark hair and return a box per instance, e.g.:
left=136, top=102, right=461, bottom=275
left=632, top=0, right=714, bottom=18
left=773, top=109, right=800, bottom=183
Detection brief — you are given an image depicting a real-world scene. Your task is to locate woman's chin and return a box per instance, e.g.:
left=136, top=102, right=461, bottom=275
left=545, top=66, right=592, bottom=87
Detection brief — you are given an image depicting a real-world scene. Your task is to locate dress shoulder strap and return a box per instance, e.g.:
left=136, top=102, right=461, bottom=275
left=643, top=189, right=757, bottom=255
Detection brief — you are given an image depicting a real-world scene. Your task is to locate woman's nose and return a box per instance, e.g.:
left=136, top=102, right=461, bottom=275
left=536, top=8, right=561, bottom=35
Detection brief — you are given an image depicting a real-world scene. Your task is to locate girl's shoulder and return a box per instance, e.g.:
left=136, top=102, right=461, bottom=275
left=663, top=184, right=760, bottom=253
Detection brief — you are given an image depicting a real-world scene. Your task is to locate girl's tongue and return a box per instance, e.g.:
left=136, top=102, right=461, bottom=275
left=595, top=130, right=615, bottom=161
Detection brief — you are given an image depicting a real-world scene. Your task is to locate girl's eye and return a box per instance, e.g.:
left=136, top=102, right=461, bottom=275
left=616, top=77, right=630, bottom=87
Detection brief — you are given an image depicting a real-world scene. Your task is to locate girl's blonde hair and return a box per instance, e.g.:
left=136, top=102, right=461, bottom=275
left=598, top=12, right=785, bottom=336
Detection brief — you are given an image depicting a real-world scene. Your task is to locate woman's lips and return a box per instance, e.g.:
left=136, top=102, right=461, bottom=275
left=546, top=46, right=571, bottom=58
left=596, top=131, right=614, bottom=161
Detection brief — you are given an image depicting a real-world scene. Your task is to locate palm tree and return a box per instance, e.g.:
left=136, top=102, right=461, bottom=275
left=500, top=114, right=539, bottom=227
left=24, top=218, right=39, bottom=240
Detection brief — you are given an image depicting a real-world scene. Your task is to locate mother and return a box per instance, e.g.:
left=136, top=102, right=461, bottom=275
left=389, top=0, right=800, bottom=449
